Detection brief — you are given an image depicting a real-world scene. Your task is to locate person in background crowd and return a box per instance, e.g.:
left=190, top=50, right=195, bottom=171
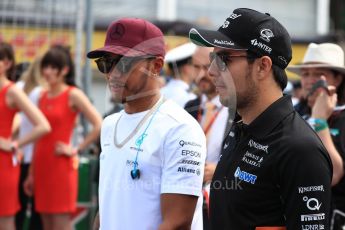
left=190, top=8, right=332, bottom=229
left=0, top=42, right=50, bottom=230
left=15, top=57, right=46, bottom=230
left=24, top=46, right=102, bottom=230
left=87, top=17, right=206, bottom=230
left=288, top=42, right=345, bottom=228
left=291, top=80, right=303, bottom=105
left=161, top=42, right=197, bottom=107
left=184, top=46, right=229, bottom=230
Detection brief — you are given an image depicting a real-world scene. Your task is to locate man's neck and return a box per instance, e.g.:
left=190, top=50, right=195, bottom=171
left=206, top=91, right=218, bottom=101
left=239, top=91, right=283, bottom=125
left=180, top=73, right=192, bottom=85
left=124, top=93, right=161, bottom=114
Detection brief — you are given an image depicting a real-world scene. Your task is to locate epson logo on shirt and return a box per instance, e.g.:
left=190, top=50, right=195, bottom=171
left=181, top=150, right=201, bottom=158
left=234, top=167, right=257, bottom=184
left=248, top=139, right=269, bottom=153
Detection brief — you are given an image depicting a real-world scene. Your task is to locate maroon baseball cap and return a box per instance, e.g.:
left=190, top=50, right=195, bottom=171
left=87, top=18, right=165, bottom=58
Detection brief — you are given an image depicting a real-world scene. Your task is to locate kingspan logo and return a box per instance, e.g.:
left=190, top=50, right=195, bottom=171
left=248, top=139, right=269, bottom=153
left=234, top=167, right=257, bottom=184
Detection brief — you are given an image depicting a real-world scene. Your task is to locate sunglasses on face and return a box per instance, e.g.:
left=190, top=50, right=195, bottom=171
left=209, top=51, right=256, bottom=72
left=95, top=55, right=155, bottom=74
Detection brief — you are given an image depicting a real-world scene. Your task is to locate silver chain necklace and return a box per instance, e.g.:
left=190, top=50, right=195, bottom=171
left=114, top=97, right=164, bottom=148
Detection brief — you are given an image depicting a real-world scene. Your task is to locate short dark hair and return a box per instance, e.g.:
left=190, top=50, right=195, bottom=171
left=247, top=51, right=287, bottom=90
left=167, top=56, right=192, bottom=78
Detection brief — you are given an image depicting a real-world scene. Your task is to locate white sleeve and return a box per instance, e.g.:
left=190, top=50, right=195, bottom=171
left=161, top=123, right=206, bottom=197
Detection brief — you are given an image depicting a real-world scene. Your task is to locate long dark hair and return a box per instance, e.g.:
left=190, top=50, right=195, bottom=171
left=41, top=45, right=76, bottom=86
left=0, top=42, right=16, bottom=80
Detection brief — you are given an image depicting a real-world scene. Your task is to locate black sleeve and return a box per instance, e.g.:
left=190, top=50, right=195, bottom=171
left=276, top=138, right=332, bottom=230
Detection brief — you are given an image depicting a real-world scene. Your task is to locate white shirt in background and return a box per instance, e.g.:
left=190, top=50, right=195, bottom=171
left=161, top=79, right=196, bottom=108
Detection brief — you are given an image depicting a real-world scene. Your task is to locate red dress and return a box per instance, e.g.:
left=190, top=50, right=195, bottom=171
left=34, top=87, right=78, bottom=213
left=0, top=83, right=20, bottom=216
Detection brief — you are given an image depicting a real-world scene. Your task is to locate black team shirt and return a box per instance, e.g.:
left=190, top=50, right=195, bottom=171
left=210, top=96, right=332, bottom=230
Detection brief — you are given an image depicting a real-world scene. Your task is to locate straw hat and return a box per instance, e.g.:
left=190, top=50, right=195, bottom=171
left=287, top=43, right=345, bottom=75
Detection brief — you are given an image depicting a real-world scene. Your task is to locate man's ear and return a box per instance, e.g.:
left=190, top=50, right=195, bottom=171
left=256, top=56, right=272, bottom=79
left=152, top=56, right=164, bottom=75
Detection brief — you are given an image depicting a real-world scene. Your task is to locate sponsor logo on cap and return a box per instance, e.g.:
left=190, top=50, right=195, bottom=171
left=250, top=39, right=272, bottom=54
left=260, top=28, right=274, bottom=42
left=278, top=56, right=288, bottom=65
left=110, top=23, right=125, bottom=40
left=214, top=39, right=234, bottom=46
left=222, top=20, right=230, bottom=28
left=228, top=13, right=242, bottom=20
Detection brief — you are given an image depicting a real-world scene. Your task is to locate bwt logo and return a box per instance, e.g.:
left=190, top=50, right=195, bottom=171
left=234, top=167, right=257, bottom=184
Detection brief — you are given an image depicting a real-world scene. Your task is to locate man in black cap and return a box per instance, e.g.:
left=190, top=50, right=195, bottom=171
left=189, top=8, right=332, bottom=229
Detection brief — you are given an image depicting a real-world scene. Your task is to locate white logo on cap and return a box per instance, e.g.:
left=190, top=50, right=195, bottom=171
left=260, top=29, right=274, bottom=42
left=228, top=13, right=241, bottom=19
left=278, top=56, right=288, bottom=65
left=214, top=39, right=234, bottom=46
left=222, top=20, right=230, bottom=28
left=251, top=39, right=272, bottom=54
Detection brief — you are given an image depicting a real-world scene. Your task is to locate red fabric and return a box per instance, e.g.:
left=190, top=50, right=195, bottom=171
left=34, top=87, right=78, bottom=213
left=0, top=83, right=20, bottom=216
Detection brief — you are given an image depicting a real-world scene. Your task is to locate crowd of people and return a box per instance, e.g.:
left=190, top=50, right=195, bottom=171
left=1, top=6, right=345, bottom=230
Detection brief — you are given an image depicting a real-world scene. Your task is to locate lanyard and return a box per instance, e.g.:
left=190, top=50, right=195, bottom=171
left=197, top=105, right=224, bottom=135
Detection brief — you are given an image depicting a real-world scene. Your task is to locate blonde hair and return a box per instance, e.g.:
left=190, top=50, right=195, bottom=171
left=20, top=57, right=46, bottom=94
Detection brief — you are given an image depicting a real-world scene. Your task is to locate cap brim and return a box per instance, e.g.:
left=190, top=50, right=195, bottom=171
left=87, top=45, right=147, bottom=59
left=287, top=63, right=345, bottom=76
left=189, top=28, right=246, bottom=50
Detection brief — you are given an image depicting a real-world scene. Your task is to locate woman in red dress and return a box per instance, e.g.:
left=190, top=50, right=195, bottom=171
left=25, top=46, right=102, bottom=230
left=0, top=43, right=50, bottom=230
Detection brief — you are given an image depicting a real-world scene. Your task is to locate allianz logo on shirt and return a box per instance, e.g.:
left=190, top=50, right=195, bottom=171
left=234, top=167, right=257, bottom=184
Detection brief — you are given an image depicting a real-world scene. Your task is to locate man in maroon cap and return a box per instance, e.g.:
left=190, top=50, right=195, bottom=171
left=88, top=18, right=206, bottom=230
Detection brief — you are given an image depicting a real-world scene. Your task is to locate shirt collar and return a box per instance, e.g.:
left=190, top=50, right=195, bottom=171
left=244, top=95, right=294, bottom=139
left=169, top=79, right=190, bottom=91
left=201, top=94, right=223, bottom=109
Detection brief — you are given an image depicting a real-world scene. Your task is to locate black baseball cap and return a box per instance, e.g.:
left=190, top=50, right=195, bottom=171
left=189, top=8, right=292, bottom=69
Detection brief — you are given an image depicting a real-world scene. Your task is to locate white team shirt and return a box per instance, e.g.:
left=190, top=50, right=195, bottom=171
left=99, top=98, right=206, bottom=230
